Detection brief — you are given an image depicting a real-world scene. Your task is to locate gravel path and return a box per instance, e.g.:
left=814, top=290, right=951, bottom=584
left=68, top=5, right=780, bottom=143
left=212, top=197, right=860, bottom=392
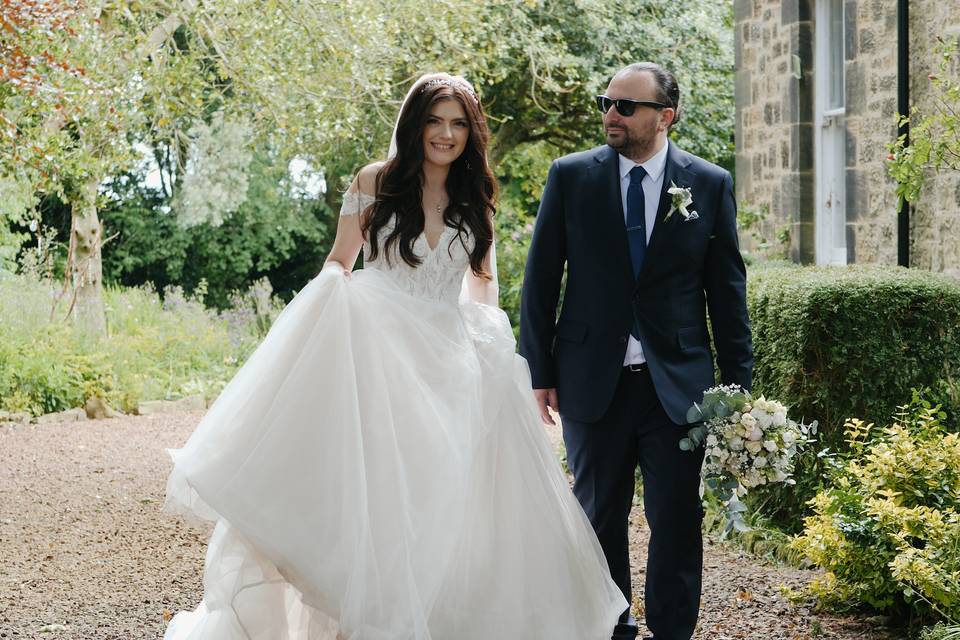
left=1, top=412, right=897, bottom=639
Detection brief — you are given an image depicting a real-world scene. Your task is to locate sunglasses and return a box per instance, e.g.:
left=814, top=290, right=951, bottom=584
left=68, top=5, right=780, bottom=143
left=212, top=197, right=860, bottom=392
left=596, top=95, right=669, bottom=117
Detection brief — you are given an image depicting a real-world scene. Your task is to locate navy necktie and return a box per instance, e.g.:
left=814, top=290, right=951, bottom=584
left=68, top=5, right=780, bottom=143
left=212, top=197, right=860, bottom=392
left=626, top=165, right=647, bottom=278
left=626, top=165, right=647, bottom=340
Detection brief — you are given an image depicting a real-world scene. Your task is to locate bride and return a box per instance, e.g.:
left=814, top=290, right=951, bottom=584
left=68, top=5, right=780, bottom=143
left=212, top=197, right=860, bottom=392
left=162, top=72, right=627, bottom=640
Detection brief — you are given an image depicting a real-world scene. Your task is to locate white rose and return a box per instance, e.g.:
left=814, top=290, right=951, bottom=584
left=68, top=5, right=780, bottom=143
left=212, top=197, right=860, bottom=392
left=729, top=436, right=744, bottom=451
left=782, top=431, right=797, bottom=446
left=773, top=411, right=787, bottom=427
left=740, top=413, right=758, bottom=429
left=748, top=426, right=763, bottom=442
left=753, top=455, right=768, bottom=468
left=745, top=440, right=764, bottom=455
left=757, top=412, right=773, bottom=430
left=763, top=440, right=778, bottom=452
left=706, top=434, right=719, bottom=447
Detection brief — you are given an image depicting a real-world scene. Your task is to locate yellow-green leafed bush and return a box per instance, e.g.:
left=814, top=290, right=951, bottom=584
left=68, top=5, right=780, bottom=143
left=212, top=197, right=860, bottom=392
left=792, top=399, right=960, bottom=624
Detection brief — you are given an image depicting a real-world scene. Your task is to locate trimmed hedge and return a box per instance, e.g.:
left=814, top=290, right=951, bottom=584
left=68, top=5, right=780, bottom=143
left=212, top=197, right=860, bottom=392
left=745, top=264, right=960, bottom=528
left=748, top=264, right=960, bottom=443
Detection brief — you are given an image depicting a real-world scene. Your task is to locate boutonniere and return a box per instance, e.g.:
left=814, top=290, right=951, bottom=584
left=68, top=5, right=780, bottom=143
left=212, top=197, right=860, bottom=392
left=665, top=182, right=699, bottom=222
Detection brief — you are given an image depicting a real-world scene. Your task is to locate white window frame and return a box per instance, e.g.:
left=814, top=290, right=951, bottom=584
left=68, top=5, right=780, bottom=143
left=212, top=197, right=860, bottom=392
left=814, top=0, right=848, bottom=265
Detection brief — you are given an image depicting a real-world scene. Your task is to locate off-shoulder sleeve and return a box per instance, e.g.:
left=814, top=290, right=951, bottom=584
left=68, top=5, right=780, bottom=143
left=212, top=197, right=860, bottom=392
left=339, top=190, right=376, bottom=217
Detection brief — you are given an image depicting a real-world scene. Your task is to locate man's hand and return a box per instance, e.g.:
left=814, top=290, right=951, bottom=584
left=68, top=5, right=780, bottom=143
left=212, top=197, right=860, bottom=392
left=533, top=388, right=559, bottom=426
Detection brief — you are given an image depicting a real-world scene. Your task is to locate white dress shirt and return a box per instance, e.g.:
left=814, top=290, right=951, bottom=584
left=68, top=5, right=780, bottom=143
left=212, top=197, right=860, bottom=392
left=618, top=140, right=669, bottom=366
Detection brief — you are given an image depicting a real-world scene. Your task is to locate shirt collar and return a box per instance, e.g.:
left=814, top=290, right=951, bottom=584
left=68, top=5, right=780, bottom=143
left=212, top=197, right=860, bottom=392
left=618, top=139, right=669, bottom=182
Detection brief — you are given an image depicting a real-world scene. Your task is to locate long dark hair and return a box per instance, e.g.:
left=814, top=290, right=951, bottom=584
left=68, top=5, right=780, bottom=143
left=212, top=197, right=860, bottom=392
left=363, top=74, right=498, bottom=278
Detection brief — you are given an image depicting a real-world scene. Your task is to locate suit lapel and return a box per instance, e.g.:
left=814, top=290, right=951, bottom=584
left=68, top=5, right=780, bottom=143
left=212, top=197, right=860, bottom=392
left=594, top=146, right=634, bottom=281
left=637, top=143, right=694, bottom=283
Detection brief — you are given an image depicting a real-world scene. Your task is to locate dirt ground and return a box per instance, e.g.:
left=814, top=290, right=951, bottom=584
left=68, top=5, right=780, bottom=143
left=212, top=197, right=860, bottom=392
left=0, top=411, right=898, bottom=639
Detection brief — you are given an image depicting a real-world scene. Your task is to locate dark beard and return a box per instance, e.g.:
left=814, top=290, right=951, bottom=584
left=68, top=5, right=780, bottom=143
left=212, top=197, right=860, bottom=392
left=607, top=129, right=655, bottom=160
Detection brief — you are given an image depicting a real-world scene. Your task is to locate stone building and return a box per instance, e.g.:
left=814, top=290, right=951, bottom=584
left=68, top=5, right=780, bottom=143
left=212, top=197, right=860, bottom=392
left=734, top=0, right=960, bottom=274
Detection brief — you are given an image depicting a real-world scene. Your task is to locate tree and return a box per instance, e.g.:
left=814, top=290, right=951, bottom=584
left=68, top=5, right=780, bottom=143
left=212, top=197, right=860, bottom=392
left=100, top=146, right=333, bottom=309
left=179, top=0, right=735, bottom=209
left=4, top=0, right=736, bottom=332
left=1, top=0, right=217, bottom=335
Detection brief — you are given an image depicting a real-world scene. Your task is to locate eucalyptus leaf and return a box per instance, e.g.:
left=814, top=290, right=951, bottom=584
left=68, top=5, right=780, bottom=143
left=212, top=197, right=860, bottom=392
left=731, top=517, right=752, bottom=533
left=685, top=425, right=707, bottom=447
left=727, top=499, right=749, bottom=513
left=722, top=476, right=740, bottom=492
left=714, top=402, right=732, bottom=418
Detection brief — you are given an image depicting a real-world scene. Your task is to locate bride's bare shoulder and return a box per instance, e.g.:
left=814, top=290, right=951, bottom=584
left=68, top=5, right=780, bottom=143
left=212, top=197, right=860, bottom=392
left=353, top=161, right=387, bottom=197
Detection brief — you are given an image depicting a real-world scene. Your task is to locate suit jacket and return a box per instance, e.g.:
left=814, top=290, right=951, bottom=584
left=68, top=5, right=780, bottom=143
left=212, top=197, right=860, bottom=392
left=519, top=142, right=753, bottom=425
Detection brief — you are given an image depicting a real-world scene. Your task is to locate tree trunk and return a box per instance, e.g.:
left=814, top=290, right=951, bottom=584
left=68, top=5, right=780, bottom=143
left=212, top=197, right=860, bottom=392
left=69, top=180, right=107, bottom=337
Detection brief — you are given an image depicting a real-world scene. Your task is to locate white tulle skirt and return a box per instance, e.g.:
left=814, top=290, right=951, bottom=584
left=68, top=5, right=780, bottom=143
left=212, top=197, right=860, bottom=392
left=163, top=266, right=627, bottom=640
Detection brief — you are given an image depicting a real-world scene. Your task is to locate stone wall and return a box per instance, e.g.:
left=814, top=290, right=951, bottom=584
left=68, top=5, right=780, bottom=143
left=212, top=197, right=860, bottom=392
left=842, top=0, right=898, bottom=265
left=735, top=0, right=815, bottom=263
left=908, top=4, right=960, bottom=277
left=734, top=0, right=960, bottom=273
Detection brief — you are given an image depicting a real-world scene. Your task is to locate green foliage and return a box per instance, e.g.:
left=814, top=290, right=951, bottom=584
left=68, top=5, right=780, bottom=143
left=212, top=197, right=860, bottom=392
left=100, top=149, right=332, bottom=309
left=745, top=265, right=960, bottom=530
left=889, top=36, right=960, bottom=207
left=0, top=175, right=36, bottom=273
left=5, top=0, right=736, bottom=324
left=0, top=274, right=262, bottom=416
left=922, top=623, right=960, bottom=640
left=0, top=1, right=215, bottom=213
left=748, top=264, right=960, bottom=444
left=477, top=0, right=735, bottom=170
left=173, top=112, right=255, bottom=228
left=494, top=142, right=553, bottom=331
left=737, top=201, right=791, bottom=264
left=791, top=399, right=960, bottom=626
left=702, top=490, right=809, bottom=566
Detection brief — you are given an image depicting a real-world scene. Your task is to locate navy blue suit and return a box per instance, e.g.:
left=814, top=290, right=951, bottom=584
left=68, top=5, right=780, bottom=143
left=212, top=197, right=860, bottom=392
left=519, top=143, right=752, bottom=640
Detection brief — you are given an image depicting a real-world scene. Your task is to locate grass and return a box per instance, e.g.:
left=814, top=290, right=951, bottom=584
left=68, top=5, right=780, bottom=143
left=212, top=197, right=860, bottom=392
left=0, top=272, right=273, bottom=416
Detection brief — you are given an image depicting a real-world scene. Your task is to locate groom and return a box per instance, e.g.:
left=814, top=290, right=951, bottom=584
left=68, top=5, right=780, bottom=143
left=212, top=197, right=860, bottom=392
left=519, top=63, right=753, bottom=640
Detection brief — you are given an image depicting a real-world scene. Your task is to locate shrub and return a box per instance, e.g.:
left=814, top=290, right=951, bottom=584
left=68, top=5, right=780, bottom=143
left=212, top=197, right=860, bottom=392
left=744, top=265, right=960, bottom=529
left=790, top=398, right=960, bottom=625
left=748, top=265, right=960, bottom=438
left=0, top=274, right=262, bottom=415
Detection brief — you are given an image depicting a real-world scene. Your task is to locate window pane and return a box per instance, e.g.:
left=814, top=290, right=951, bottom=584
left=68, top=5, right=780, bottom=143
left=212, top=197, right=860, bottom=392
left=829, top=0, right=845, bottom=109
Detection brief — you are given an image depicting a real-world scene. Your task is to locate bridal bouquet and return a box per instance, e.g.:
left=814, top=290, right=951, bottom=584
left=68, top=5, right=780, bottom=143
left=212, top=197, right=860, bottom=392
left=679, top=384, right=817, bottom=536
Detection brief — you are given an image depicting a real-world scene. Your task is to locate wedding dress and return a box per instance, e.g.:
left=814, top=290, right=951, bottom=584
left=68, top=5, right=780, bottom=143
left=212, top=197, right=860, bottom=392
left=162, top=190, right=627, bottom=640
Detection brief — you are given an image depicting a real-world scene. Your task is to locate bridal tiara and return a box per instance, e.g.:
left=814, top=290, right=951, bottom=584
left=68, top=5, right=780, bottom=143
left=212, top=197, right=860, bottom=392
left=419, top=77, right=480, bottom=104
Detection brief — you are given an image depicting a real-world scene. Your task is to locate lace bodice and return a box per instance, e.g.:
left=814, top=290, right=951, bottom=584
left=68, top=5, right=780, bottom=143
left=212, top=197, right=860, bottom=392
left=340, top=191, right=473, bottom=304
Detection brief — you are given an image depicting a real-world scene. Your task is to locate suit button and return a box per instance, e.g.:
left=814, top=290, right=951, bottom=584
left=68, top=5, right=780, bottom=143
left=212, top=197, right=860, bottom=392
left=619, top=335, right=627, bottom=344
